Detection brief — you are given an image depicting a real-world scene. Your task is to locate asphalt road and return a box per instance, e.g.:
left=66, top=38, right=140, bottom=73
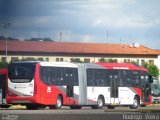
left=0, top=106, right=160, bottom=120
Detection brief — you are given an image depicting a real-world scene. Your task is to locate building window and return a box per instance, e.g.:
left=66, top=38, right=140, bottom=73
left=149, top=60, right=154, bottom=65
left=60, top=58, right=63, bottom=61
left=141, top=60, right=145, bottom=66
left=38, top=58, right=44, bottom=61
left=136, top=59, right=139, bottom=65
left=11, top=57, right=19, bottom=62
left=70, top=58, right=74, bottom=62
left=56, top=58, right=59, bottom=62
left=70, top=58, right=82, bottom=63
left=124, top=59, right=130, bottom=63
left=45, top=58, right=49, bottom=61
left=98, top=58, right=105, bottom=62
left=98, top=59, right=102, bottom=62
left=56, top=58, right=63, bottom=62
left=84, top=58, right=90, bottom=63
left=1, top=57, right=6, bottom=62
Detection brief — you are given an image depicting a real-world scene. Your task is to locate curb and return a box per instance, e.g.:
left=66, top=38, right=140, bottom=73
left=147, top=104, right=160, bottom=106
left=10, top=105, right=26, bottom=109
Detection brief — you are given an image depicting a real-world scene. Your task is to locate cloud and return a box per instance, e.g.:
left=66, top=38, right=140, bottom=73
left=51, top=30, right=99, bottom=43
left=93, top=15, right=160, bottom=28
left=1, top=0, right=160, bottom=49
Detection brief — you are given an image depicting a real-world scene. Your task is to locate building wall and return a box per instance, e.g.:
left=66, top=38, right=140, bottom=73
left=155, top=55, right=160, bottom=79
left=0, top=54, right=158, bottom=67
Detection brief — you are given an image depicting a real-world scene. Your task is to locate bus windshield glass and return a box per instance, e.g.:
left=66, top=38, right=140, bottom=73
left=8, top=63, right=36, bottom=83
left=151, top=78, right=160, bottom=97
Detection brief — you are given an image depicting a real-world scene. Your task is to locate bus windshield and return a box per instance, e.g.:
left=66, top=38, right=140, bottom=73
left=151, top=78, right=160, bottom=97
left=8, top=63, right=36, bottom=83
left=151, top=83, right=160, bottom=97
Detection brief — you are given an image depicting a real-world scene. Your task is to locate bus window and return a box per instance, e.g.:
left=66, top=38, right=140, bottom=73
left=8, top=63, right=36, bottom=83
left=40, top=67, right=78, bottom=86
left=87, top=69, right=95, bottom=86
left=87, top=69, right=108, bottom=87
left=122, top=70, right=133, bottom=87
left=140, top=71, right=150, bottom=86
left=132, top=71, right=140, bottom=87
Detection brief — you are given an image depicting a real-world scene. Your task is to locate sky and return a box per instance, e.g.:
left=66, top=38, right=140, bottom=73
left=0, top=0, right=160, bottom=49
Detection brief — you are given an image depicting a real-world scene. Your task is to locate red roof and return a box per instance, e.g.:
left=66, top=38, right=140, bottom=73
left=0, top=40, right=159, bottom=55
left=157, top=50, right=160, bottom=54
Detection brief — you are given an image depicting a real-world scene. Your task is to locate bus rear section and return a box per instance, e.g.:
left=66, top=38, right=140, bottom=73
left=7, top=62, right=37, bottom=107
left=7, top=62, right=81, bottom=109
left=0, top=68, right=11, bottom=108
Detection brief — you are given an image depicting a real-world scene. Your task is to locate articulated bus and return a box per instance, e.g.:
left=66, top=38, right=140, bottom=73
left=7, top=62, right=153, bottom=110
left=0, top=68, right=11, bottom=108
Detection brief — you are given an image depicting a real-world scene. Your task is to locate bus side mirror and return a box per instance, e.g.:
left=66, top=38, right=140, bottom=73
left=149, top=75, right=153, bottom=83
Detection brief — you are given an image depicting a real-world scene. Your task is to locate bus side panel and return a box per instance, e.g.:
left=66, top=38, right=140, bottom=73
left=133, top=87, right=152, bottom=105
left=87, top=87, right=109, bottom=105
left=34, top=65, right=63, bottom=105
left=35, top=64, right=79, bottom=105
left=118, top=87, right=135, bottom=105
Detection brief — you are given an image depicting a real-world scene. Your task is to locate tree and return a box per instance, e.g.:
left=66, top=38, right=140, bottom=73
left=99, top=58, right=118, bottom=63
left=143, top=63, right=159, bottom=78
left=70, top=58, right=83, bottom=63
left=0, top=61, right=8, bottom=68
left=25, top=38, right=54, bottom=42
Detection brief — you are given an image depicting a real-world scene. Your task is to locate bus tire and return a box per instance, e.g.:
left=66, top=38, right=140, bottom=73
left=26, top=104, right=39, bottom=110
left=55, top=95, right=63, bottom=109
left=0, top=105, right=11, bottom=108
left=92, top=96, right=104, bottom=109
left=50, top=96, right=62, bottom=109
left=107, top=105, right=115, bottom=109
left=130, top=96, right=139, bottom=109
left=140, top=105, right=146, bottom=107
left=97, top=96, right=105, bottom=109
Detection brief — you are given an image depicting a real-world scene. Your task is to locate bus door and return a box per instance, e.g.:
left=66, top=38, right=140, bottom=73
left=0, top=74, right=7, bottom=104
left=66, top=68, right=75, bottom=104
left=109, top=70, right=119, bottom=104
left=141, top=74, right=150, bottom=102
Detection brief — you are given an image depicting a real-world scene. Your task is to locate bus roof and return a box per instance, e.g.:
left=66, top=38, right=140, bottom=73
left=9, top=61, right=148, bottom=71
left=96, top=62, right=148, bottom=71
left=39, top=62, right=78, bottom=68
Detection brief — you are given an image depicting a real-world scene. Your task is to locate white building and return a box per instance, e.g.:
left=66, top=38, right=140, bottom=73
left=0, top=40, right=159, bottom=72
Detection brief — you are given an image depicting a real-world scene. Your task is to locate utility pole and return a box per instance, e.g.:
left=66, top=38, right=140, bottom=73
left=1, top=23, right=10, bottom=62
left=60, top=32, right=62, bottom=42
left=106, top=30, right=108, bottom=44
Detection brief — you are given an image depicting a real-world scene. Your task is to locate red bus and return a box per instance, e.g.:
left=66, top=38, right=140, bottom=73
left=0, top=68, right=11, bottom=108
left=7, top=62, right=153, bottom=109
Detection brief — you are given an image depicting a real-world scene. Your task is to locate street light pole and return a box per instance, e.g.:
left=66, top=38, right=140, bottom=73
left=1, top=23, right=10, bottom=62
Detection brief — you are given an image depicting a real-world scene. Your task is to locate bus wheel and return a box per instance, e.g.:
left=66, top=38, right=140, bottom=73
left=130, top=96, right=139, bottom=109
left=0, top=105, right=11, bottom=108
left=26, top=104, right=39, bottom=110
left=92, top=96, right=104, bottom=109
left=107, top=105, right=115, bottom=109
left=140, top=105, right=146, bottom=107
left=55, top=95, right=62, bottom=109
left=97, top=96, right=105, bottom=109
left=70, top=106, right=82, bottom=109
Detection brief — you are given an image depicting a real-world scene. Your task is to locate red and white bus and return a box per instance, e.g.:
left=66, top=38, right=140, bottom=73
left=0, top=68, right=11, bottom=108
left=7, top=62, right=153, bottom=109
